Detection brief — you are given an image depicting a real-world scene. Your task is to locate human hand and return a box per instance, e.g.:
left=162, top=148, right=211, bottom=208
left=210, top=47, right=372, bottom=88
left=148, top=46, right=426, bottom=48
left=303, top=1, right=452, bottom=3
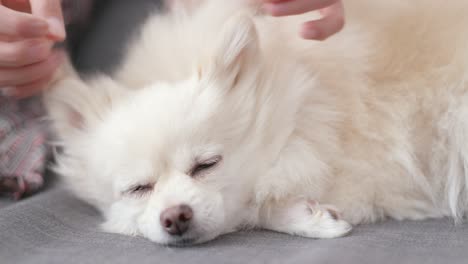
left=0, top=0, right=66, bottom=98
left=262, top=0, right=345, bottom=40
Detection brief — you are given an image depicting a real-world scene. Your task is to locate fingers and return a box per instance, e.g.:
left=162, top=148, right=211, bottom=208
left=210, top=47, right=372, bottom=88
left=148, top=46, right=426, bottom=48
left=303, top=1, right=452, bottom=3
left=1, top=0, right=31, bottom=13
left=263, top=0, right=339, bottom=16
left=301, top=2, right=345, bottom=40
left=263, top=0, right=345, bottom=40
left=10, top=71, right=55, bottom=98
left=30, top=0, right=66, bottom=40
left=0, top=0, right=66, bottom=99
left=0, top=5, right=49, bottom=38
left=0, top=51, right=63, bottom=89
left=0, top=38, right=53, bottom=67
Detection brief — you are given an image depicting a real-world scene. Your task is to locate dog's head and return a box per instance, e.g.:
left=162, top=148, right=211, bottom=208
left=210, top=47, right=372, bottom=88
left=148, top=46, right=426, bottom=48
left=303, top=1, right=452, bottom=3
left=47, top=14, right=263, bottom=245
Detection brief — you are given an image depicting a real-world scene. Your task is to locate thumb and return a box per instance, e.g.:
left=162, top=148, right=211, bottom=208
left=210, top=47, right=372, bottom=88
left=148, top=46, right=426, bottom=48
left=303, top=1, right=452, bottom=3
left=30, top=0, right=66, bottom=41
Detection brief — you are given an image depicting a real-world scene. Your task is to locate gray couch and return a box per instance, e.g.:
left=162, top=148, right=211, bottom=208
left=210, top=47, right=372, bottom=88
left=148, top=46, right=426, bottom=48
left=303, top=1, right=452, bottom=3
left=1, top=1, right=467, bottom=263
left=1, top=183, right=468, bottom=264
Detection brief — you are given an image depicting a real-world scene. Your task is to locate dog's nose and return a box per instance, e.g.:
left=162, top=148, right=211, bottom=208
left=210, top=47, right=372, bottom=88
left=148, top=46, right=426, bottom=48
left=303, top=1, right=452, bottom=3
left=160, top=204, right=193, bottom=236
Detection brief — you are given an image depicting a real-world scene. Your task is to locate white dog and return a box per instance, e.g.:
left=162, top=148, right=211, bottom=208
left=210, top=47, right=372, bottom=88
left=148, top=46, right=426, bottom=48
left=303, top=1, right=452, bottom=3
left=45, top=0, right=468, bottom=245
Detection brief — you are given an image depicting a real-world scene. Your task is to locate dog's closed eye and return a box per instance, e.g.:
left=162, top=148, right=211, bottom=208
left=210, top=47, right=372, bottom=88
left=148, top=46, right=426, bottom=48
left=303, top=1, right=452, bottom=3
left=125, top=183, right=155, bottom=197
left=190, top=155, right=222, bottom=178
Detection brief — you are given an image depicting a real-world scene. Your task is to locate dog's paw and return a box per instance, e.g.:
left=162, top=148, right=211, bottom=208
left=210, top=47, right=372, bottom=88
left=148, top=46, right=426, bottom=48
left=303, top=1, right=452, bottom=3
left=298, top=199, right=352, bottom=239
left=261, top=198, right=352, bottom=239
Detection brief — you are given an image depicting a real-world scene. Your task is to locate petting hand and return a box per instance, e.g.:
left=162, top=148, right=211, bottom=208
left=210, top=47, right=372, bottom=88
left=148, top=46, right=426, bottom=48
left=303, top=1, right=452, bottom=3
left=0, top=0, right=65, bottom=98
left=262, top=0, right=345, bottom=40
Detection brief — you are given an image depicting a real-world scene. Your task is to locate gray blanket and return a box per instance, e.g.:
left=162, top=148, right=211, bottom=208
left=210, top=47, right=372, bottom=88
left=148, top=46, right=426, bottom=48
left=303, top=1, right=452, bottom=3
left=1, top=180, right=467, bottom=264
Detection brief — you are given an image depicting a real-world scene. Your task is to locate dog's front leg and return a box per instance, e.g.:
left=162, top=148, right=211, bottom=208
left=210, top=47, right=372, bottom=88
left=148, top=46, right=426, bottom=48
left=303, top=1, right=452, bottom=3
left=258, top=198, right=352, bottom=239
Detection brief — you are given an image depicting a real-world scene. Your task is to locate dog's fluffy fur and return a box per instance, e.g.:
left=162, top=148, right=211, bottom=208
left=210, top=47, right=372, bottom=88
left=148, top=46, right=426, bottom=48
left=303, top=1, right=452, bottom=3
left=45, top=0, right=468, bottom=245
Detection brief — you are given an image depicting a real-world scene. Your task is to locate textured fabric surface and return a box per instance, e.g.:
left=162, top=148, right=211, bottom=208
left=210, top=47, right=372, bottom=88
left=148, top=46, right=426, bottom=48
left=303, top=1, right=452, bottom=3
left=0, top=198, right=13, bottom=209
left=0, top=97, right=49, bottom=199
left=1, top=184, right=467, bottom=264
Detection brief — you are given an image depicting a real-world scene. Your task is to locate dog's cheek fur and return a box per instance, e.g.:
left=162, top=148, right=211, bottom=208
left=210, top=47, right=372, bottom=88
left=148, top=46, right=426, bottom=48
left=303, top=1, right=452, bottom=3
left=102, top=200, right=147, bottom=236
left=46, top=66, right=140, bottom=213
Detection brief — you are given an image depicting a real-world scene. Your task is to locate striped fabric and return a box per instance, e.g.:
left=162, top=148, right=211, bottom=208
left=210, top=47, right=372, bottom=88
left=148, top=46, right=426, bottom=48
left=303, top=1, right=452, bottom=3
left=0, top=97, right=49, bottom=199
left=0, top=0, right=95, bottom=199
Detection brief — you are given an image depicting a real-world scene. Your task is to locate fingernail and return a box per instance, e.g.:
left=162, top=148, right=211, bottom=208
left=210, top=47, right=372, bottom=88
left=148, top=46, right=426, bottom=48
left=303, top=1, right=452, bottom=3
left=46, top=18, right=66, bottom=40
left=20, top=19, right=48, bottom=37
left=0, top=87, right=16, bottom=97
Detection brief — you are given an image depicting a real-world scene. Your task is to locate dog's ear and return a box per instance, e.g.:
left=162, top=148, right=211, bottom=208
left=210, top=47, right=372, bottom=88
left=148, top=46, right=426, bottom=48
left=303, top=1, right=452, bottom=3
left=45, top=69, right=127, bottom=141
left=204, top=13, right=259, bottom=89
